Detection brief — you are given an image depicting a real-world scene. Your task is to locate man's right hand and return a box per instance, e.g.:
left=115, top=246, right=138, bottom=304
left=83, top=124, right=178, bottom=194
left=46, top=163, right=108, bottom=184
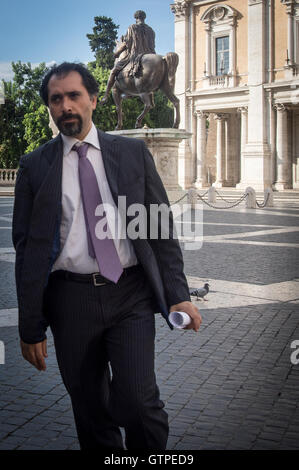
left=20, top=339, right=48, bottom=371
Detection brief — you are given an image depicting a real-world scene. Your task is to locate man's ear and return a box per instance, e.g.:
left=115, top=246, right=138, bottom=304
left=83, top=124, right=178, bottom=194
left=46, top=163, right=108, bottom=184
left=91, top=94, right=98, bottom=110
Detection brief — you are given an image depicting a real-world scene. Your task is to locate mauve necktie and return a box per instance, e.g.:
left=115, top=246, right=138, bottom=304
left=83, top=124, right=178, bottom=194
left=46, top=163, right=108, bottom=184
left=73, top=142, right=123, bottom=283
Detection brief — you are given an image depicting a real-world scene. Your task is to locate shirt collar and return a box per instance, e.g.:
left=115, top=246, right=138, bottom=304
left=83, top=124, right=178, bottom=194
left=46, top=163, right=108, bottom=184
left=61, top=122, right=100, bottom=156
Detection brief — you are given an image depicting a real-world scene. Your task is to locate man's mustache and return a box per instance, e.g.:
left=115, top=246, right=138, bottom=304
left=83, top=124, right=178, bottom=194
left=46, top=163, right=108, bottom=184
left=57, top=113, right=81, bottom=125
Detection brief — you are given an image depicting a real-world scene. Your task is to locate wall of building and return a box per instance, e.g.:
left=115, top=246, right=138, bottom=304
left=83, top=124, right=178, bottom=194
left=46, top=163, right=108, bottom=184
left=274, top=0, right=288, bottom=80
left=193, top=3, right=206, bottom=89
left=234, top=0, right=248, bottom=85
left=173, top=0, right=299, bottom=190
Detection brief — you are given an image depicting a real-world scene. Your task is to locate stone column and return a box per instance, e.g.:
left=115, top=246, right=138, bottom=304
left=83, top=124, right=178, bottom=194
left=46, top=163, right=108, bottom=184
left=189, top=2, right=195, bottom=91
left=171, top=1, right=192, bottom=190
left=236, top=107, right=248, bottom=187
left=240, top=0, right=271, bottom=190
left=194, top=111, right=208, bottom=188
left=214, top=114, right=226, bottom=187
left=224, top=118, right=229, bottom=183
left=228, top=15, right=237, bottom=87
left=286, top=3, right=295, bottom=66
left=205, top=23, right=211, bottom=77
left=269, top=92, right=276, bottom=185
left=274, top=104, right=291, bottom=190
left=171, top=1, right=190, bottom=131
left=202, top=21, right=212, bottom=89
left=181, top=97, right=194, bottom=188
left=282, top=1, right=296, bottom=78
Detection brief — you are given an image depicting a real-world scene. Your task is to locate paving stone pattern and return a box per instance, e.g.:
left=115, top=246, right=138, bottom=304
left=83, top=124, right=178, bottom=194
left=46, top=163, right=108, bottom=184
left=0, top=194, right=299, bottom=450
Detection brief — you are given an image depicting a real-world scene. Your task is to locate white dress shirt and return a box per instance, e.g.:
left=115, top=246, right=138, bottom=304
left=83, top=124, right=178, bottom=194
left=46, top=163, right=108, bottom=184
left=52, top=123, right=138, bottom=274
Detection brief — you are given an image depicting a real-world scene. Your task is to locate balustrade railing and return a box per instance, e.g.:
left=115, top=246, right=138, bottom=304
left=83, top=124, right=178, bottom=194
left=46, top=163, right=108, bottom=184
left=209, top=75, right=229, bottom=87
left=0, top=169, right=18, bottom=185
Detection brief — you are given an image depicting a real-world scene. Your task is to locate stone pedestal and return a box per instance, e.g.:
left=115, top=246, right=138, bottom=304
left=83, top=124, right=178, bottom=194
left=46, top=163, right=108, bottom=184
left=108, top=128, right=192, bottom=197
left=48, top=109, right=59, bottom=137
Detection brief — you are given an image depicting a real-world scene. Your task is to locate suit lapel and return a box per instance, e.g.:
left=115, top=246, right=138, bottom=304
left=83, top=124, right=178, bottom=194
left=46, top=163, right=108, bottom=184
left=97, top=129, right=120, bottom=204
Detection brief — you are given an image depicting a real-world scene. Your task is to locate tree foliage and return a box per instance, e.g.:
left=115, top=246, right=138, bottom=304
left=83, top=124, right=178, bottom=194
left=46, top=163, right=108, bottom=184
left=23, top=103, right=52, bottom=153
left=0, top=61, right=51, bottom=167
left=88, top=64, right=117, bottom=131
left=148, top=90, right=174, bottom=129
left=0, top=80, right=25, bottom=168
left=12, top=61, right=48, bottom=111
left=87, top=16, right=119, bottom=69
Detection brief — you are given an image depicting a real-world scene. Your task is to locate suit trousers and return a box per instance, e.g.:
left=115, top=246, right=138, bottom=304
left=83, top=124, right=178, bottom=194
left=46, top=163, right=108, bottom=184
left=44, top=265, right=169, bottom=450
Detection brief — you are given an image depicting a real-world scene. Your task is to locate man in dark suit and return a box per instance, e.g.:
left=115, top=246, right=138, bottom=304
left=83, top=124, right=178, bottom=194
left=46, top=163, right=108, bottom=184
left=12, top=62, right=201, bottom=450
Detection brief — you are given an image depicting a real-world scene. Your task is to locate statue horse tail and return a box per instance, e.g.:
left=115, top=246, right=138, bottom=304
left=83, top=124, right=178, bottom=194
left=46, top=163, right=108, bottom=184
left=163, top=52, right=179, bottom=92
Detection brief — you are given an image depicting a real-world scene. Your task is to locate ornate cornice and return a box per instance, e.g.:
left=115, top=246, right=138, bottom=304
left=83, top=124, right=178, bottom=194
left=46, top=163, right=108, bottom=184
left=273, top=103, right=288, bottom=112
left=195, top=110, right=209, bottom=118
left=214, top=113, right=228, bottom=121
left=201, top=4, right=241, bottom=28
left=281, top=0, right=295, bottom=15
left=170, top=1, right=190, bottom=18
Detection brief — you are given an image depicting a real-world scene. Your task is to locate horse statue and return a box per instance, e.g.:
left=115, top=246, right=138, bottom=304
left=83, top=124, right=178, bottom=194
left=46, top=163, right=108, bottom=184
left=109, top=40, right=180, bottom=130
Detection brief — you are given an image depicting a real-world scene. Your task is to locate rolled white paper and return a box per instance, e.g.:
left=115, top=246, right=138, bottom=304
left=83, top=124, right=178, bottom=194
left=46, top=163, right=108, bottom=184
left=169, top=311, right=191, bottom=329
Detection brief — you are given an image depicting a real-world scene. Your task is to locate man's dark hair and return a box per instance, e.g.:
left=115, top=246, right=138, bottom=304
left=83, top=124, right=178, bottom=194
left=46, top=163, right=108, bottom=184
left=40, top=62, right=99, bottom=106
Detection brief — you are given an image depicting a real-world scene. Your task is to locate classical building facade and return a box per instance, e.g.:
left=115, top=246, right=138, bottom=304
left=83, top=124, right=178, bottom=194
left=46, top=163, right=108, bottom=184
left=171, top=0, right=299, bottom=190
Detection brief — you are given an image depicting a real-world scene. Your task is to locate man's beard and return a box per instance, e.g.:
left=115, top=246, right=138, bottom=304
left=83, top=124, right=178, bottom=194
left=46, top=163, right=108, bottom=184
left=56, top=113, right=83, bottom=137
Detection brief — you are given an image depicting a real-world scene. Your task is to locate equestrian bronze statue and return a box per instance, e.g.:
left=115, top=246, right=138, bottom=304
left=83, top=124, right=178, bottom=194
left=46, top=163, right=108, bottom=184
left=100, top=10, right=180, bottom=130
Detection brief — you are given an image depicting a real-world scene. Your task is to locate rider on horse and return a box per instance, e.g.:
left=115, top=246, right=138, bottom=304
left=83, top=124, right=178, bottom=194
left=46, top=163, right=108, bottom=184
left=100, top=10, right=156, bottom=105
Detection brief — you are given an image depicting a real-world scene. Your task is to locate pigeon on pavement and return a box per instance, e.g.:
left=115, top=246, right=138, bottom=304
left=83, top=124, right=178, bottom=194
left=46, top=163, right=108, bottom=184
left=189, top=283, right=210, bottom=301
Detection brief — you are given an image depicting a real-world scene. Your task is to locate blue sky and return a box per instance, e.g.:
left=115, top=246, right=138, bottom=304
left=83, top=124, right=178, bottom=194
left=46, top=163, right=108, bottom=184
left=0, top=0, right=175, bottom=80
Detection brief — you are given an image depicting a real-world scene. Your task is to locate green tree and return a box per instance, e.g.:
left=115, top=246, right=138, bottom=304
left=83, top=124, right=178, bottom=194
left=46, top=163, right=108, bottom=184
left=12, top=61, right=47, bottom=111
left=0, top=80, right=25, bottom=168
left=89, top=64, right=117, bottom=131
left=0, top=61, right=50, bottom=167
left=23, top=103, right=52, bottom=153
left=12, top=61, right=50, bottom=154
left=149, top=91, right=174, bottom=128
left=87, top=16, right=119, bottom=69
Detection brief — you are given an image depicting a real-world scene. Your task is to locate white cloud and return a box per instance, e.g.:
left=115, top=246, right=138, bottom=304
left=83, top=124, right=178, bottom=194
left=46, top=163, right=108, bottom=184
left=46, top=60, right=57, bottom=68
left=0, top=62, right=13, bottom=81
left=0, top=60, right=58, bottom=82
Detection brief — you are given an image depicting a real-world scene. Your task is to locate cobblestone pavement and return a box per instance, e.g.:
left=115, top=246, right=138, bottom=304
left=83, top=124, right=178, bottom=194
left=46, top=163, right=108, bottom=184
left=0, top=193, right=299, bottom=450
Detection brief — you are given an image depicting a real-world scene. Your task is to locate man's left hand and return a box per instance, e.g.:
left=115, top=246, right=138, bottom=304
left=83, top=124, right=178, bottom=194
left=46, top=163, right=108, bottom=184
left=169, top=301, right=202, bottom=332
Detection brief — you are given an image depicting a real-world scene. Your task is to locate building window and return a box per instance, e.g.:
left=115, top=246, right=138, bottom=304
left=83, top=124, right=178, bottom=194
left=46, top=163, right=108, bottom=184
left=216, top=36, right=229, bottom=75
left=200, top=4, right=241, bottom=87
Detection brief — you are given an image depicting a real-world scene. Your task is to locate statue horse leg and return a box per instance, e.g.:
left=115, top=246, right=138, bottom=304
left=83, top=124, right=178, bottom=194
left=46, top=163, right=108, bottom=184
left=135, top=92, right=154, bottom=129
left=112, top=85, right=123, bottom=130
left=159, top=77, right=180, bottom=129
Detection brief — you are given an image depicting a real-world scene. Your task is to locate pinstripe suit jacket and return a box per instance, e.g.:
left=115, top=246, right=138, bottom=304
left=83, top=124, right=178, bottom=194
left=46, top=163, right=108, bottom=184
left=12, top=129, right=190, bottom=344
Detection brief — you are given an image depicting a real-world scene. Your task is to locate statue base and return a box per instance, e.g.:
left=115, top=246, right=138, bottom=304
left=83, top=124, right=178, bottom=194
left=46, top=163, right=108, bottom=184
left=107, top=128, right=192, bottom=199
